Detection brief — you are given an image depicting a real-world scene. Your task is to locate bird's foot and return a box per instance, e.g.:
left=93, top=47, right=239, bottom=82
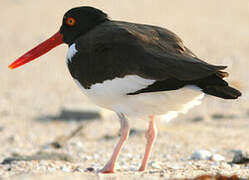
left=98, top=164, right=115, bottom=174
left=99, top=169, right=115, bottom=174
left=138, top=166, right=146, bottom=172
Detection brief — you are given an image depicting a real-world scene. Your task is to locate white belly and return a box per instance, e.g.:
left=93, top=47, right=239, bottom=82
left=73, top=75, right=204, bottom=120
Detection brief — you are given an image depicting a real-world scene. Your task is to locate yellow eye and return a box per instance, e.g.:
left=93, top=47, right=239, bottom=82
left=66, top=17, right=76, bottom=26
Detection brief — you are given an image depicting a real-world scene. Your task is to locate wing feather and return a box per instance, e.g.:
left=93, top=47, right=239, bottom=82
left=71, top=21, right=228, bottom=89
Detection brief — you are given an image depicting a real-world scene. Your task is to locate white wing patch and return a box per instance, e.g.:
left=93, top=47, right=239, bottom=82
left=73, top=75, right=155, bottom=108
left=66, top=43, right=78, bottom=64
left=87, top=75, right=155, bottom=97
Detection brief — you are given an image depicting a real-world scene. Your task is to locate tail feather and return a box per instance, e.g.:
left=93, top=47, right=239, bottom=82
left=203, top=86, right=241, bottom=99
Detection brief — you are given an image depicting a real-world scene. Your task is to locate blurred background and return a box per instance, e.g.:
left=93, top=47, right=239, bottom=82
left=0, top=0, right=248, bottom=178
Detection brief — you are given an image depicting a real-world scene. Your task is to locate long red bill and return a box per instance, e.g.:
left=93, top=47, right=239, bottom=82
left=9, top=32, right=64, bottom=69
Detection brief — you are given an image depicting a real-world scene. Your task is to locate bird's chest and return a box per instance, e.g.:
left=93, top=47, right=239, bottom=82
left=66, top=43, right=131, bottom=90
left=66, top=43, right=95, bottom=89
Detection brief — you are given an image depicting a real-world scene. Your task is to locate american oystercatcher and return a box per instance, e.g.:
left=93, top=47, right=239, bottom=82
left=9, top=6, right=241, bottom=173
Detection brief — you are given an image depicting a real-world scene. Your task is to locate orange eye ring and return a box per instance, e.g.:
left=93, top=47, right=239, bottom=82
left=66, top=17, right=76, bottom=26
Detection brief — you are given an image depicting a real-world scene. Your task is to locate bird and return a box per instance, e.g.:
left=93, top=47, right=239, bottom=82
left=9, top=6, right=241, bottom=173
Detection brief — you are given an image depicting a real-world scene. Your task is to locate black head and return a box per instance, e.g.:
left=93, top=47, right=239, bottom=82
left=59, top=6, right=109, bottom=45
left=9, top=6, right=108, bottom=69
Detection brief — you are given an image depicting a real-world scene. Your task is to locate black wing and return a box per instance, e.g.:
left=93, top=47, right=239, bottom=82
left=114, top=21, right=227, bottom=81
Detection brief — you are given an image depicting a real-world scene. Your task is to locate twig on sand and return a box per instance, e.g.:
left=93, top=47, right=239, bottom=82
left=50, top=124, right=84, bottom=149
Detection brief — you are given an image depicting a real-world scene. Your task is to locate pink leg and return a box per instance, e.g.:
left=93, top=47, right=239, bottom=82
left=138, top=115, right=157, bottom=172
left=99, top=113, right=130, bottom=173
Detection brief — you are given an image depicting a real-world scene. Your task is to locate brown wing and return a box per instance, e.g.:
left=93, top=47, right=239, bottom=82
left=118, top=21, right=228, bottom=80
left=73, top=20, right=228, bottom=88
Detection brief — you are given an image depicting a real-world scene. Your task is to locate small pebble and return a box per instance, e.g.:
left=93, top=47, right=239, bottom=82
left=211, top=154, right=225, bottom=161
left=70, top=141, right=83, bottom=148
left=60, top=166, right=71, bottom=172
left=85, top=167, right=95, bottom=172
left=83, top=155, right=92, bottom=160
left=168, top=163, right=183, bottom=170
left=191, top=150, right=212, bottom=160
left=129, top=165, right=137, bottom=171
left=88, top=164, right=102, bottom=171
left=231, top=150, right=249, bottom=164
left=129, top=163, right=139, bottom=171
left=149, top=161, right=161, bottom=169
